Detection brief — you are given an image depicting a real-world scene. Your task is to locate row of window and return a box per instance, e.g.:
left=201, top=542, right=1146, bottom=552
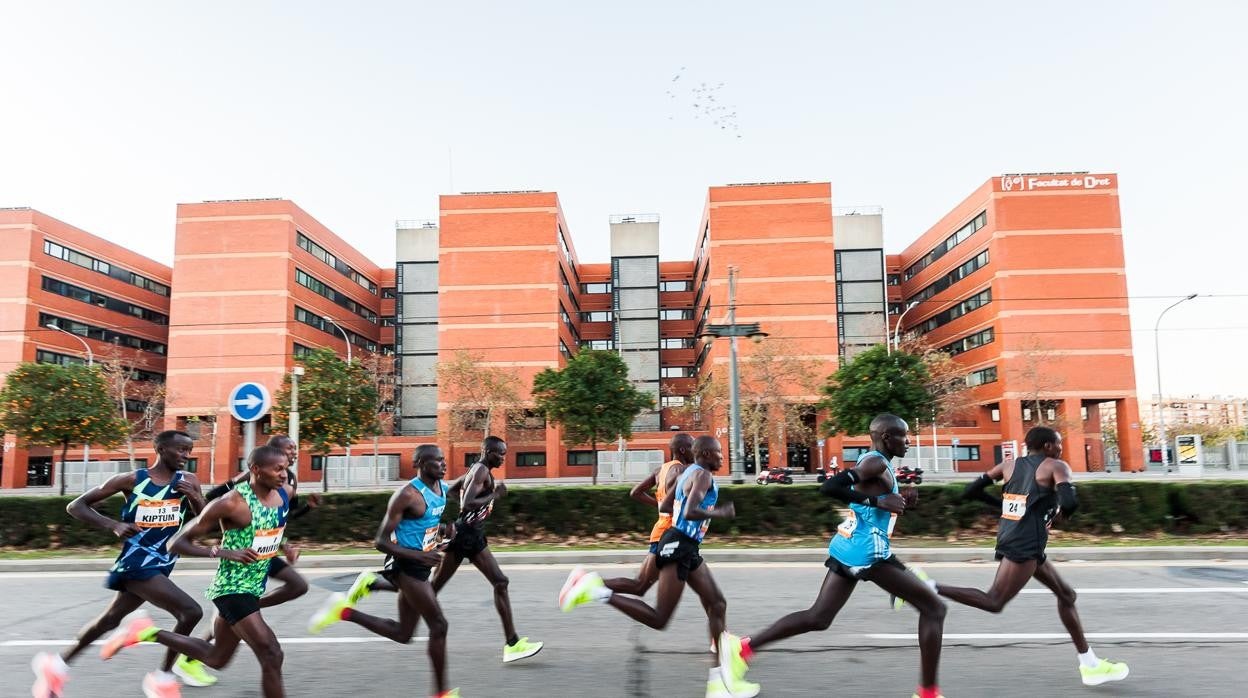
left=293, top=306, right=379, bottom=352
left=581, top=280, right=692, bottom=295
left=907, top=249, right=989, bottom=305
left=43, top=240, right=170, bottom=296
left=966, top=365, right=999, bottom=387
left=941, top=327, right=995, bottom=356
left=660, top=366, right=692, bottom=378
left=34, top=349, right=163, bottom=381
left=296, top=269, right=379, bottom=323
left=661, top=395, right=686, bottom=408
left=917, top=288, right=992, bottom=334
left=38, top=312, right=166, bottom=355
left=41, top=276, right=169, bottom=325
left=296, top=232, right=378, bottom=294
left=903, top=211, right=987, bottom=281
left=579, top=337, right=694, bottom=351
left=660, top=308, right=693, bottom=321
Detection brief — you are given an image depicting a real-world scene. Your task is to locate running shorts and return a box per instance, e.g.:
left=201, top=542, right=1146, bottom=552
left=104, top=566, right=171, bottom=592
left=380, top=555, right=433, bottom=583
left=212, top=593, right=262, bottom=625
left=446, top=524, right=488, bottom=560
left=825, top=553, right=906, bottom=581
left=654, top=529, right=703, bottom=581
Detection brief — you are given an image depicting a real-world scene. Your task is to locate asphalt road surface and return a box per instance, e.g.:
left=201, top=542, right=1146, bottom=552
left=3, top=558, right=1246, bottom=697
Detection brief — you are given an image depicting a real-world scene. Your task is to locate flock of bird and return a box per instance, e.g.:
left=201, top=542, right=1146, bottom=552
left=665, top=66, right=742, bottom=138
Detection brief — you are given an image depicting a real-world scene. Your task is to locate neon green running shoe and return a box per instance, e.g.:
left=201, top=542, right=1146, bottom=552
left=173, top=655, right=217, bottom=687
left=706, top=668, right=732, bottom=698
left=1080, top=658, right=1129, bottom=686
left=346, top=571, right=378, bottom=605
left=717, top=632, right=748, bottom=682
left=308, top=593, right=352, bottom=634
left=560, top=571, right=605, bottom=612
left=892, top=565, right=935, bottom=610
left=503, top=637, right=543, bottom=663
left=433, top=689, right=460, bottom=698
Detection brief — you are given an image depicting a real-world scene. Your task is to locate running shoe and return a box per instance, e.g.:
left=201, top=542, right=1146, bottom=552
left=31, top=652, right=68, bottom=698
left=1080, top=658, right=1129, bottom=686
left=503, top=637, right=543, bottom=663
left=892, top=566, right=935, bottom=610
left=345, top=570, right=378, bottom=605
left=706, top=667, right=732, bottom=698
left=433, top=689, right=460, bottom=698
left=173, top=655, right=217, bottom=687
left=560, top=571, right=605, bottom=612
left=558, top=565, right=588, bottom=607
left=100, top=612, right=157, bottom=659
left=717, top=631, right=749, bottom=682
left=308, top=593, right=353, bottom=634
left=142, top=671, right=182, bottom=698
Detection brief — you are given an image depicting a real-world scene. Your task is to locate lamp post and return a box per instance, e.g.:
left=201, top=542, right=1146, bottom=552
left=47, top=322, right=93, bottom=495
left=698, top=266, right=768, bottom=484
left=889, top=300, right=919, bottom=355
left=322, top=315, right=353, bottom=488
left=289, top=365, right=307, bottom=490
left=1154, top=293, right=1198, bottom=472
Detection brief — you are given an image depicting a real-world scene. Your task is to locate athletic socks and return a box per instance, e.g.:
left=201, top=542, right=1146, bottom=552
left=137, top=626, right=160, bottom=643
left=1078, top=648, right=1100, bottom=669
left=916, top=685, right=942, bottom=698
left=740, top=637, right=755, bottom=662
left=340, top=607, right=355, bottom=622
left=591, top=585, right=613, bottom=603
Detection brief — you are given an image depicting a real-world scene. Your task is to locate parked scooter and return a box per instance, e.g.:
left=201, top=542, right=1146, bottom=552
left=755, top=467, right=794, bottom=485
left=896, top=465, right=924, bottom=485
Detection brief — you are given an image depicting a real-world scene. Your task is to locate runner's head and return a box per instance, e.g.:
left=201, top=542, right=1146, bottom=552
left=266, top=434, right=297, bottom=466
left=482, top=435, right=507, bottom=469
left=869, top=414, right=910, bottom=459
left=669, top=433, right=695, bottom=464
left=153, top=430, right=193, bottom=471
left=415, top=444, right=447, bottom=480
left=692, top=435, right=723, bottom=471
left=248, top=445, right=288, bottom=490
left=1025, top=426, right=1063, bottom=458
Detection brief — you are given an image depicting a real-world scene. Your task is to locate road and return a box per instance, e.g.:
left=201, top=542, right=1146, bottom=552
left=2, top=559, right=1246, bottom=697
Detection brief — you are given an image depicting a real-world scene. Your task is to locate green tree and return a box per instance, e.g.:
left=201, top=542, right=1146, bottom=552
left=0, top=362, right=127, bottom=495
left=817, top=344, right=937, bottom=437
left=272, top=348, right=378, bottom=491
left=531, top=350, right=654, bottom=485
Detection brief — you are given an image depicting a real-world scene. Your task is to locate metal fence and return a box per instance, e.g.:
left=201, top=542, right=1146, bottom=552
left=596, top=450, right=666, bottom=482
left=323, top=455, right=401, bottom=486
left=58, top=460, right=133, bottom=493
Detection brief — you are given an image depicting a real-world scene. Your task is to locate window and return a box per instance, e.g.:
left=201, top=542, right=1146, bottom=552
left=581, top=339, right=614, bottom=350
left=966, top=366, right=999, bottom=387
left=296, top=268, right=378, bottom=323
left=661, top=366, right=691, bottom=378
left=843, top=447, right=870, bottom=462
left=660, top=280, right=691, bottom=292
left=581, top=282, right=612, bottom=294
left=888, top=302, right=904, bottom=315
left=661, top=337, right=694, bottom=349
left=516, top=452, right=546, bottom=467
left=560, top=340, right=573, bottom=359
left=293, top=343, right=316, bottom=358
left=918, top=289, right=992, bottom=333
left=567, top=451, right=595, bottom=466
left=296, top=231, right=377, bottom=294
left=38, top=313, right=166, bottom=355
left=1081, top=406, right=1089, bottom=421
left=36, top=349, right=85, bottom=366
left=887, top=274, right=901, bottom=286
left=941, top=327, right=994, bottom=356
left=952, top=446, right=980, bottom=461
left=660, top=308, right=693, bottom=320
left=661, top=395, right=686, bottom=408
left=311, top=455, right=325, bottom=471
left=294, top=306, right=378, bottom=352
left=43, top=240, right=169, bottom=296
left=581, top=311, right=613, bottom=322
left=557, top=227, right=573, bottom=266
left=41, top=277, right=168, bottom=324
left=463, top=452, right=480, bottom=468
left=907, top=249, right=989, bottom=305
left=903, top=211, right=987, bottom=280
left=184, top=458, right=198, bottom=473
left=382, top=287, right=396, bottom=299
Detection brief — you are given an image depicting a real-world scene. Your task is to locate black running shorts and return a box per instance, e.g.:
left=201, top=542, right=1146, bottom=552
left=446, top=524, right=488, bottom=560
left=654, top=528, right=703, bottom=581
left=267, top=556, right=289, bottom=578
left=380, top=555, right=433, bottom=583
left=825, top=554, right=906, bottom=581
left=995, top=550, right=1048, bottom=565
left=212, top=593, right=262, bottom=625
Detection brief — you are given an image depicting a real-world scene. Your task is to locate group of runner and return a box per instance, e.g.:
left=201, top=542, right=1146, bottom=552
left=32, top=414, right=1128, bottom=697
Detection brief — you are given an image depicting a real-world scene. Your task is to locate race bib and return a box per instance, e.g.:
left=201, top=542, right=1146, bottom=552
left=135, top=499, right=181, bottom=528
left=837, top=510, right=858, bottom=538
left=886, top=512, right=898, bottom=537
left=1002, top=493, right=1027, bottom=521
left=462, top=499, right=494, bottom=525
left=420, top=525, right=442, bottom=552
left=252, top=527, right=286, bottom=560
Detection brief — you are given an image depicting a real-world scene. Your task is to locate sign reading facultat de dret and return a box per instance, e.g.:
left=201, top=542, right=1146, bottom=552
left=997, top=173, right=1116, bottom=192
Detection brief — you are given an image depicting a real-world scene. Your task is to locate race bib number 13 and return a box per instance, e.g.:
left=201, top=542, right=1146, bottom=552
left=135, top=499, right=181, bottom=528
left=1002, top=493, right=1027, bottom=521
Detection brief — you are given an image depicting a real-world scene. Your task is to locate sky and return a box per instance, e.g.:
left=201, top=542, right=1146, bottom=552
left=1, top=1, right=1244, bottom=396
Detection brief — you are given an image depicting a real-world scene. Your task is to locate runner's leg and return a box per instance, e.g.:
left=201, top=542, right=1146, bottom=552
left=684, top=563, right=727, bottom=640
left=151, top=613, right=244, bottom=670
left=122, top=574, right=203, bottom=673
left=398, top=575, right=450, bottom=694
left=260, top=565, right=309, bottom=608
left=468, top=547, right=518, bottom=643
left=430, top=552, right=464, bottom=594
left=603, top=554, right=659, bottom=596
left=937, top=558, right=1037, bottom=612
left=61, top=591, right=145, bottom=663
left=606, top=564, right=685, bottom=630
left=747, top=570, right=855, bottom=650
left=228, top=613, right=285, bottom=698
left=1032, top=560, right=1090, bottom=653
left=866, top=561, right=946, bottom=690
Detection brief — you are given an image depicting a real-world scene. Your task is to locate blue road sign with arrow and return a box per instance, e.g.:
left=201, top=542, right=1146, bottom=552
left=229, top=382, right=271, bottom=422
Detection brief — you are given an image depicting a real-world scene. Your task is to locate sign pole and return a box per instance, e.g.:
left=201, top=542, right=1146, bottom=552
left=243, top=420, right=255, bottom=468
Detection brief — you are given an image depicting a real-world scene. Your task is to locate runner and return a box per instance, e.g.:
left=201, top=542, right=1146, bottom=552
left=98, top=445, right=294, bottom=698
left=559, top=435, right=759, bottom=698
left=174, top=434, right=317, bottom=688
left=31, top=430, right=205, bottom=698
left=930, top=425, right=1130, bottom=686
left=719, top=414, right=946, bottom=698
left=306, top=444, right=459, bottom=698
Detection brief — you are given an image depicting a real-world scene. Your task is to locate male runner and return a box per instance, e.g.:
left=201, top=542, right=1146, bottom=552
left=931, top=425, right=1129, bottom=686
left=32, top=430, right=205, bottom=698
left=720, top=414, right=946, bottom=698
left=306, top=444, right=459, bottom=698
left=174, top=434, right=317, bottom=687
left=560, top=436, right=758, bottom=698
left=98, top=445, right=294, bottom=698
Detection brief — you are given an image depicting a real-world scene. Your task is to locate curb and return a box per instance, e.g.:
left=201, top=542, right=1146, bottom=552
left=3, top=545, right=1247, bottom=573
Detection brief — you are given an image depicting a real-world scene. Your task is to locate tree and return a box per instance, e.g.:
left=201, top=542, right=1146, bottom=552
left=817, top=344, right=938, bottom=437
left=1007, top=335, right=1068, bottom=428
left=97, top=345, right=168, bottom=467
left=272, top=348, right=377, bottom=490
left=436, top=350, right=522, bottom=441
left=532, top=350, right=654, bottom=485
left=0, top=362, right=127, bottom=494
left=361, top=352, right=397, bottom=469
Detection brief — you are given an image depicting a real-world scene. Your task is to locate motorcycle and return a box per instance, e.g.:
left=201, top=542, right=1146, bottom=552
left=755, top=467, right=794, bottom=485
left=896, top=465, right=924, bottom=485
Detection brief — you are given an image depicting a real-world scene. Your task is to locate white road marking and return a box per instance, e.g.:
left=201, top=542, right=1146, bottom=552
left=1, top=637, right=428, bottom=647
left=867, top=632, right=1248, bottom=641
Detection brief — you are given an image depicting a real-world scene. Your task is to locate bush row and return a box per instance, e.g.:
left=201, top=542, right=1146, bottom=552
left=3, top=480, right=1247, bottom=549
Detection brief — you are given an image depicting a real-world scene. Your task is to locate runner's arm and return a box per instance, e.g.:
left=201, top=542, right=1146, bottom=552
left=962, top=463, right=1006, bottom=508
left=169, top=494, right=258, bottom=563
left=680, top=469, right=734, bottom=520
left=285, top=471, right=312, bottom=521
left=66, top=472, right=138, bottom=537
left=629, top=469, right=660, bottom=508
left=821, top=454, right=905, bottom=513
left=374, top=486, right=440, bottom=566
left=460, top=465, right=496, bottom=510
left=174, top=473, right=208, bottom=515
left=1051, top=459, right=1079, bottom=517
left=204, top=470, right=248, bottom=502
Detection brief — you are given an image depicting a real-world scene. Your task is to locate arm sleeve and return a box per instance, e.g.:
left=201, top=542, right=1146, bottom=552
left=963, top=473, right=1002, bottom=509
left=1056, top=482, right=1078, bottom=516
left=204, top=481, right=234, bottom=502
left=287, top=494, right=312, bottom=521
left=819, top=470, right=874, bottom=507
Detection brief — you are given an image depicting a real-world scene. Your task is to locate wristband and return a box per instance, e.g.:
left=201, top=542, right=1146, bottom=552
left=210, top=545, right=219, bottom=558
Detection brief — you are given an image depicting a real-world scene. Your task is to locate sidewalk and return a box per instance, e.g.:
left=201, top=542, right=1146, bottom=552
left=3, top=545, right=1247, bottom=573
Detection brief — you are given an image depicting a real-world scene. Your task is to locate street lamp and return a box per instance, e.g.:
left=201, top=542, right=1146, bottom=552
left=321, top=315, right=353, bottom=488
left=698, top=266, right=768, bottom=484
left=47, top=321, right=93, bottom=495
left=889, top=300, right=919, bottom=355
left=1154, top=293, right=1198, bottom=472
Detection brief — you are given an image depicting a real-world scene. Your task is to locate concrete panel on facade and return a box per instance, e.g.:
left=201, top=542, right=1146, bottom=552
left=833, top=213, right=884, bottom=249
left=610, top=221, right=660, bottom=257
left=396, top=226, right=439, bottom=262
left=618, top=288, right=658, bottom=319
left=619, top=320, right=659, bottom=347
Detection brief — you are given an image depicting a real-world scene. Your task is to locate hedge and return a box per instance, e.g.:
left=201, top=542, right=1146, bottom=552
left=3, top=481, right=1247, bottom=549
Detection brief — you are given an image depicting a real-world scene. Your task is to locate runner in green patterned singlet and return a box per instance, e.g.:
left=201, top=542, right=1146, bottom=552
left=100, top=445, right=294, bottom=698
